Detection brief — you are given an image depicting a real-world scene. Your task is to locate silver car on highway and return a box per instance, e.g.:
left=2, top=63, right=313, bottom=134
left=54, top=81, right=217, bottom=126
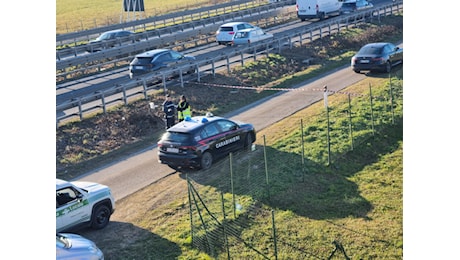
left=56, top=233, right=104, bottom=260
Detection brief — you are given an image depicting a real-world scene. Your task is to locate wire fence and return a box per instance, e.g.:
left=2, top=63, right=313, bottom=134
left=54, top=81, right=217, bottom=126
left=185, top=75, right=403, bottom=259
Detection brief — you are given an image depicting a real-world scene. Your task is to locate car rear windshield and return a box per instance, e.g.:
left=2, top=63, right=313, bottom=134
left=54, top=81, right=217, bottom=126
left=358, top=46, right=383, bottom=55
left=161, top=131, right=193, bottom=143
left=219, top=27, right=234, bottom=32
left=134, top=57, right=154, bottom=65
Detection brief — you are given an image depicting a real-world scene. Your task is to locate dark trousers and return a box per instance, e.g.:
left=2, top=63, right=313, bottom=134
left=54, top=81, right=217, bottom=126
left=166, top=116, right=175, bottom=129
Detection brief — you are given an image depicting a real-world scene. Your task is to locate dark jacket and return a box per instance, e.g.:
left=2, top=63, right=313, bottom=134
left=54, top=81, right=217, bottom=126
left=163, top=100, right=176, bottom=118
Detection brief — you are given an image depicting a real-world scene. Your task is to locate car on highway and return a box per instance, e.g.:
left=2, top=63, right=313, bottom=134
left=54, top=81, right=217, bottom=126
left=56, top=233, right=104, bottom=260
left=128, top=49, right=196, bottom=79
left=56, top=178, right=115, bottom=232
left=86, top=29, right=138, bottom=52
left=157, top=113, right=256, bottom=170
left=216, top=22, right=258, bottom=45
left=231, top=27, right=274, bottom=46
left=351, top=42, right=403, bottom=73
left=340, top=0, right=373, bottom=14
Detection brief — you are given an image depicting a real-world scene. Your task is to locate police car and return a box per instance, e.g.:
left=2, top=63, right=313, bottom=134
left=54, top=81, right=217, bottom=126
left=157, top=113, right=256, bottom=170
left=56, top=179, right=116, bottom=232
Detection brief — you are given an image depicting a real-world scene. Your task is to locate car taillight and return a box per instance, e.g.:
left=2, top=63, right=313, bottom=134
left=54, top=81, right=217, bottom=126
left=229, top=32, right=235, bottom=35
left=181, top=146, right=197, bottom=151
left=372, top=57, right=385, bottom=63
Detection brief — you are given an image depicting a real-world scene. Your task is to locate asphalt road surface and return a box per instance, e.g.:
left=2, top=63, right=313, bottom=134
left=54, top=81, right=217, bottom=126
left=74, top=64, right=374, bottom=201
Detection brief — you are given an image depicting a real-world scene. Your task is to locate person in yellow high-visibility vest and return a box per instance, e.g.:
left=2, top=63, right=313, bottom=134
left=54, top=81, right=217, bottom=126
left=177, top=95, right=191, bottom=121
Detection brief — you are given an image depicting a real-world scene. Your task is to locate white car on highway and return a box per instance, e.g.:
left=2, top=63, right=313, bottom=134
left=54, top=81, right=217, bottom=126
left=216, top=22, right=258, bottom=45
left=231, top=27, right=273, bottom=46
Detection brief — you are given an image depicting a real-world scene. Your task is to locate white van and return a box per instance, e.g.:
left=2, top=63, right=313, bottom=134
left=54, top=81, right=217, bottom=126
left=296, top=0, right=343, bottom=21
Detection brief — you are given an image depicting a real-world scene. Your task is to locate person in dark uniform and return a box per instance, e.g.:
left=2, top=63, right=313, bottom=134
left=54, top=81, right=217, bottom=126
left=162, top=94, right=176, bottom=129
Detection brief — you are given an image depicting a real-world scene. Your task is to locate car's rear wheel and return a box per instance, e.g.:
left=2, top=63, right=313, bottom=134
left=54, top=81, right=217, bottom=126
left=200, top=151, right=213, bottom=170
left=91, top=204, right=111, bottom=229
left=319, top=12, right=326, bottom=20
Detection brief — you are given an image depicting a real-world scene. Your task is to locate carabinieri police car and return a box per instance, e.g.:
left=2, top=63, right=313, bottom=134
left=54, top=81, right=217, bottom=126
left=157, top=113, right=256, bottom=170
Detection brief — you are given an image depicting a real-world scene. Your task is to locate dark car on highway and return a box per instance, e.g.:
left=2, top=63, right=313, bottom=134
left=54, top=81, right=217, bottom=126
left=157, top=113, right=256, bottom=170
left=128, top=49, right=196, bottom=79
left=351, top=42, right=403, bottom=73
left=86, top=29, right=138, bottom=52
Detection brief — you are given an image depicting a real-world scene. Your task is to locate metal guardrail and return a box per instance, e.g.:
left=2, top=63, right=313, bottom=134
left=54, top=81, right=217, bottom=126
left=56, top=2, right=403, bottom=127
left=56, top=0, right=295, bottom=68
left=56, top=6, right=296, bottom=81
left=56, top=0, right=266, bottom=44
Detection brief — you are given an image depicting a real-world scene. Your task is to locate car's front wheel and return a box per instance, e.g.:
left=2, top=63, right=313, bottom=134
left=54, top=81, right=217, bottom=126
left=200, top=151, right=213, bottom=170
left=91, top=204, right=111, bottom=229
left=384, top=61, right=392, bottom=73
left=244, top=134, right=253, bottom=151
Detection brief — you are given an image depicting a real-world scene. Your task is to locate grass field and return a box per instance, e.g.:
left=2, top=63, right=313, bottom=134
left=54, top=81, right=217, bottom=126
left=56, top=0, right=232, bottom=34
left=78, top=72, right=403, bottom=259
left=56, top=5, right=405, bottom=258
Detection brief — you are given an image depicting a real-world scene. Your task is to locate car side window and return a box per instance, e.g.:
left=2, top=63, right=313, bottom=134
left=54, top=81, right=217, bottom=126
left=170, top=51, right=183, bottom=60
left=155, top=53, right=172, bottom=63
left=202, top=123, right=220, bottom=138
left=216, top=120, right=237, bottom=132
left=119, top=31, right=130, bottom=37
left=56, top=187, right=81, bottom=207
left=235, top=32, right=249, bottom=39
left=383, top=45, right=392, bottom=54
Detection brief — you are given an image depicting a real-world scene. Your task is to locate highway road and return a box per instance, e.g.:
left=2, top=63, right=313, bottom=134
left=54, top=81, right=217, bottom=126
left=74, top=63, right=373, bottom=201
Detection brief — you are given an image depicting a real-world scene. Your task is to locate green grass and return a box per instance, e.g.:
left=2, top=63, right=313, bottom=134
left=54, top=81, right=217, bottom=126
left=57, top=0, right=238, bottom=34
left=99, top=73, right=403, bottom=259
left=59, top=14, right=403, bottom=258
left=183, top=74, right=403, bottom=258
left=56, top=15, right=403, bottom=180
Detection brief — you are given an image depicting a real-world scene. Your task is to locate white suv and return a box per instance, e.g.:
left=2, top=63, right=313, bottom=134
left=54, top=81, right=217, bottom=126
left=216, top=22, right=258, bottom=45
left=56, top=178, right=116, bottom=232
